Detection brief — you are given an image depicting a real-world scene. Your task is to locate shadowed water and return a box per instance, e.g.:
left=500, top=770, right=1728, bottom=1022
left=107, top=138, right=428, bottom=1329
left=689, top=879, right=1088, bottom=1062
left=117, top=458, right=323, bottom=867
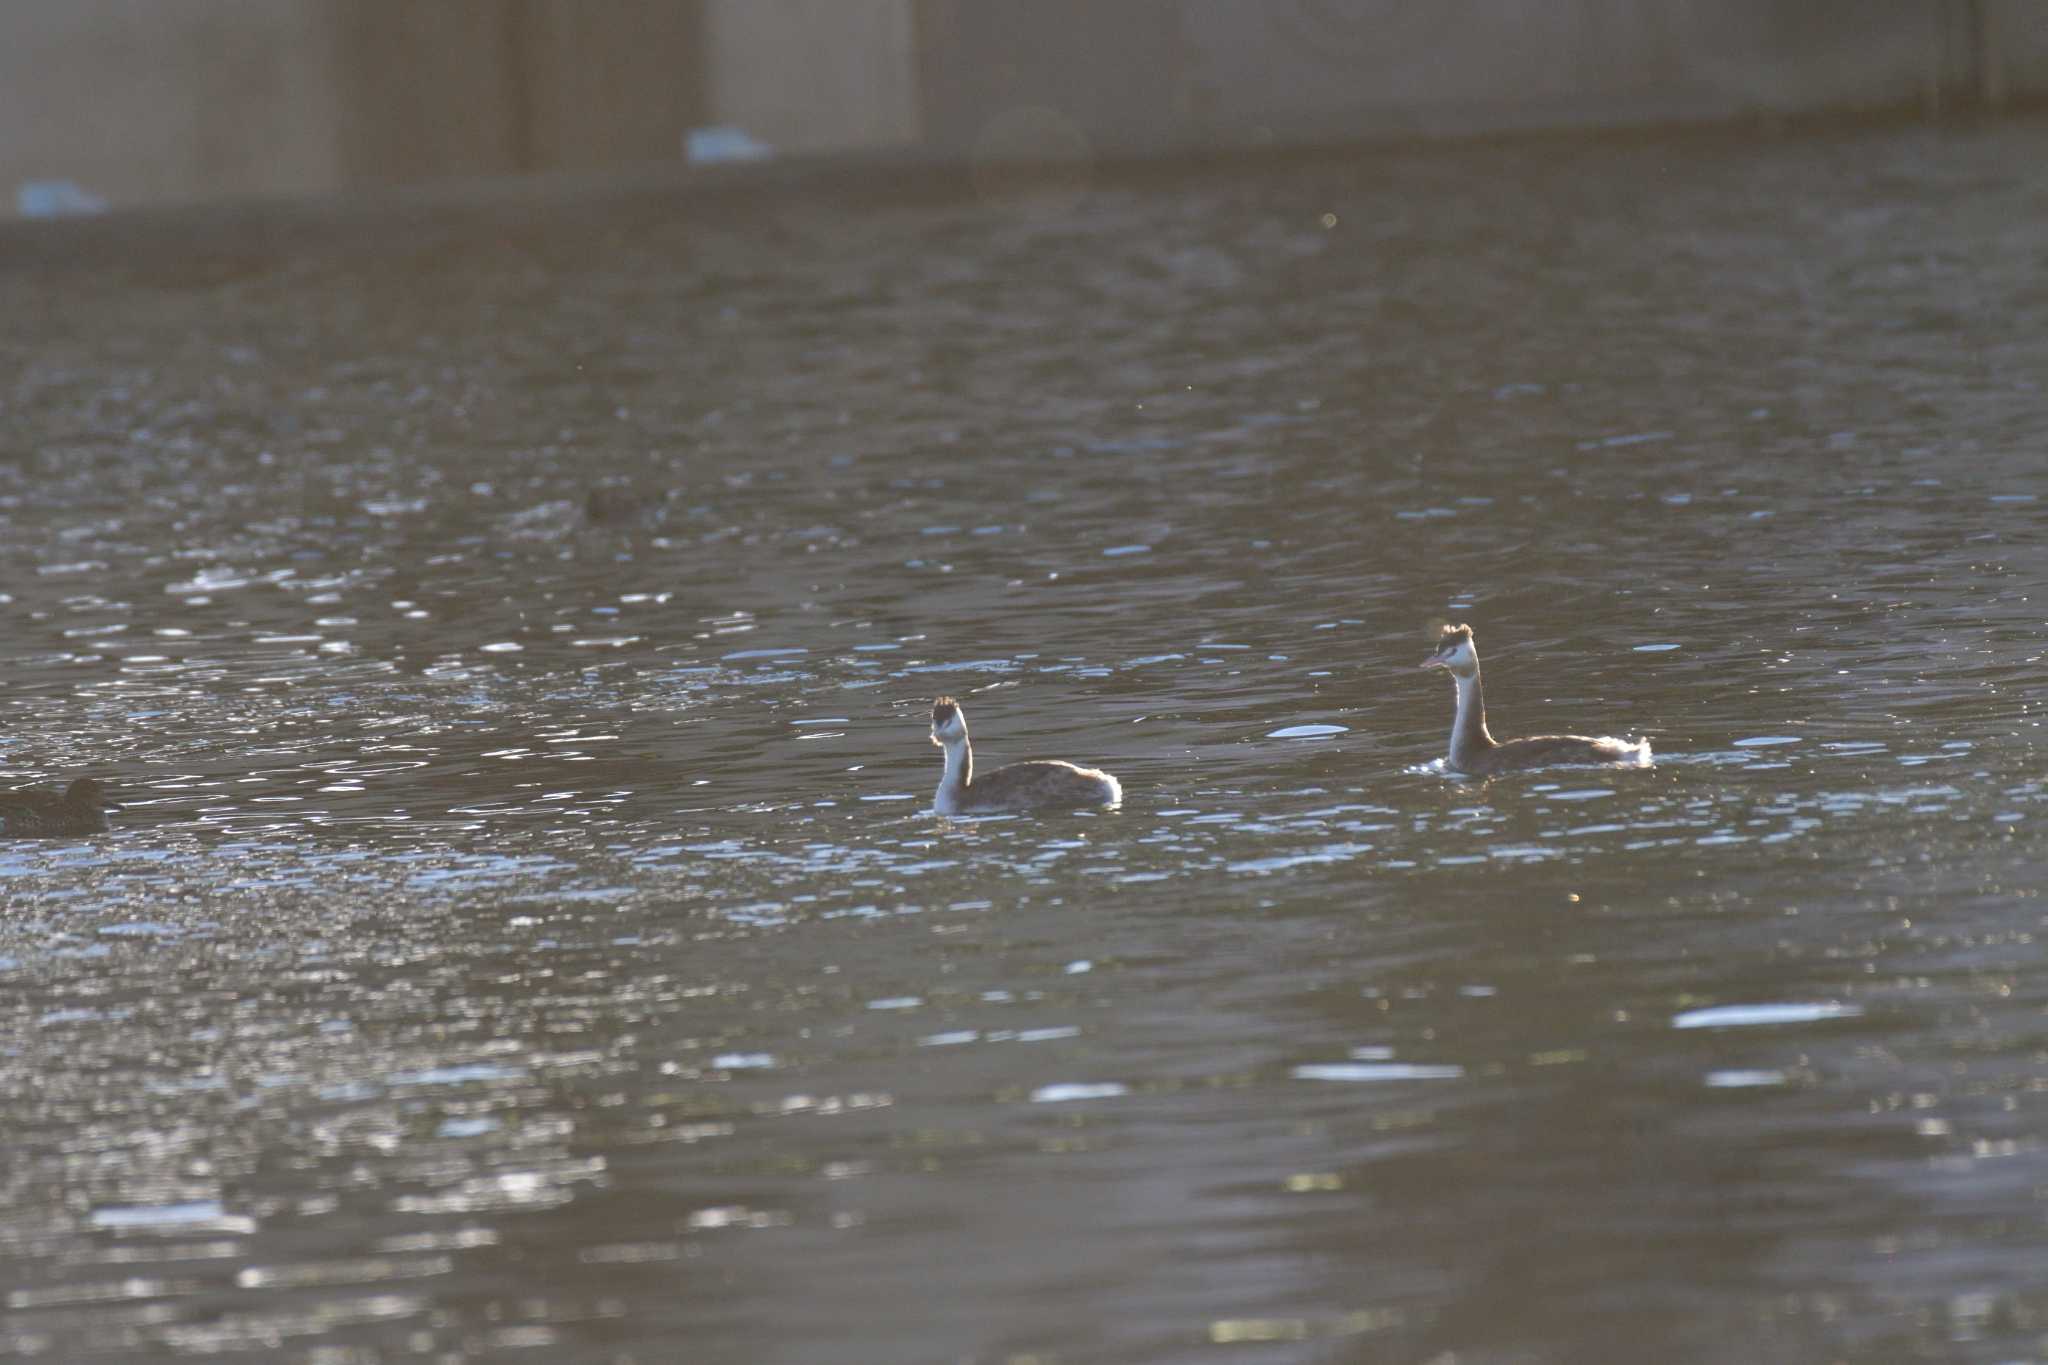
left=1, top=117, right=2043, bottom=1363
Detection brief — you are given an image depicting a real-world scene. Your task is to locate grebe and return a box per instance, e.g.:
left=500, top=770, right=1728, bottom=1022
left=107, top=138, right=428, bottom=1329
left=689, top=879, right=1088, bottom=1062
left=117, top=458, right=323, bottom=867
left=0, top=777, right=118, bottom=836
left=929, top=696, right=1122, bottom=815
left=1420, top=624, right=1650, bottom=775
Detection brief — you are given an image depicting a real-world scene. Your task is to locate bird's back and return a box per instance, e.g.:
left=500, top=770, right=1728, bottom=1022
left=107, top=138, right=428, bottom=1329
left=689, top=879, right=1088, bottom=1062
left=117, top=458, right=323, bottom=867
left=1472, top=733, right=1648, bottom=774
left=958, top=759, right=1121, bottom=813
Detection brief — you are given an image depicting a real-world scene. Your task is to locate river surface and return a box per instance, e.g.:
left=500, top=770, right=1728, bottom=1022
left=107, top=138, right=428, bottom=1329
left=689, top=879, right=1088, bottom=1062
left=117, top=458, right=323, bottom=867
left=1, top=116, right=2043, bottom=1364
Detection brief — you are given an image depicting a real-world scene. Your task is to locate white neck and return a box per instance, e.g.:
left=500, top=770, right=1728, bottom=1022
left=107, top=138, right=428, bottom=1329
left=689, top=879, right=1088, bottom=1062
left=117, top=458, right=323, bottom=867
left=1448, top=667, right=1493, bottom=765
left=935, top=736, right=972, bottom=813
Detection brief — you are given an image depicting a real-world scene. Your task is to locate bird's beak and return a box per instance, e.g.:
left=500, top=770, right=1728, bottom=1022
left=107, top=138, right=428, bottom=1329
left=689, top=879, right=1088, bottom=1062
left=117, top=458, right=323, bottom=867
left=1419, top=655, right=1445, bottom=670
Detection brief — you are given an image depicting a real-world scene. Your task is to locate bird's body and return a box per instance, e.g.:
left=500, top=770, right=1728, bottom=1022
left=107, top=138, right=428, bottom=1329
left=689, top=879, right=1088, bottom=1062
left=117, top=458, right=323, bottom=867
left=1421, top=625, right=1649, bottom=775
left=929, top=697, right=1121, bottom=815
left=0, top=778, right=118, bottom=837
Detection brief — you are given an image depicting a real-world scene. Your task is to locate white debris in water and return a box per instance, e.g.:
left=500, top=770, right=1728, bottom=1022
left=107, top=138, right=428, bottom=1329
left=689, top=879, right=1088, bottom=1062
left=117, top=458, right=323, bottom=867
left=1266, top=724, right=1348, bottom=739
left=17, top=180, right=107, bottom=217
left=685, top=126, right=774, bottom=164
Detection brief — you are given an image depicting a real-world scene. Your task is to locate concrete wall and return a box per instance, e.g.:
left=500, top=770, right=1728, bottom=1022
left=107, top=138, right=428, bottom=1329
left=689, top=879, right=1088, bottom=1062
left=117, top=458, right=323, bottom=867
left=325, top=1, right=522, bottom=186
left=0, top=0, right=708, bottom=213
left=509, top=3, right=706, bottom=170
left=1168, top=0, right=1950, bottom=142
left=1982, top=0, right=2048, bottom=105
left=0, top=0, right=345, bottom=208
left=911, top=0, right=2042, bottom=160
left=704, top=0, right=917, bottom=155
left=0, top=0, right=2040, bottom=216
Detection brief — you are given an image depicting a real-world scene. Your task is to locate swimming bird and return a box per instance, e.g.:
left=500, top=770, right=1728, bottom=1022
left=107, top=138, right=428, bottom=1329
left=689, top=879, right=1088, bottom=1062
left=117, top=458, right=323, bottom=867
left=1420, top=624, right=1650, bottom=775
left=929, top=696, right=1122, bottom=815
left=0, top=777, right=119, bottom=836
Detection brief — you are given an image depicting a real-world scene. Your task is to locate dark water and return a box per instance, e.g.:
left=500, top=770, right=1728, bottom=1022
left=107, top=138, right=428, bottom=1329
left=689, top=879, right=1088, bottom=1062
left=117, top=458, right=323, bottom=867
left=1, top=116, right=2043, bottom=1363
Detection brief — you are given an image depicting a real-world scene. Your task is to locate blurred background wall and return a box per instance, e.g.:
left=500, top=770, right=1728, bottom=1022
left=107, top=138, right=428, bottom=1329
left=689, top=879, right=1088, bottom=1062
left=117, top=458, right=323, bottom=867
left=1, top=0, right=2042, bottom=216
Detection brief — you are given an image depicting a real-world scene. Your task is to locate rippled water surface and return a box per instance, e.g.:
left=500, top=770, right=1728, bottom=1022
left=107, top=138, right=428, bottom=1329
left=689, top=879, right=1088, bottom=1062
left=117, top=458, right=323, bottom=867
left=2, top=118, right=2044, bottom=1363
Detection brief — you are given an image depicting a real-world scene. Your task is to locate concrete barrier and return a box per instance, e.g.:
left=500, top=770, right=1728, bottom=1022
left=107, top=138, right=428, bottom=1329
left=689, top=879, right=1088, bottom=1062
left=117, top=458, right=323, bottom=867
left=0, top=0, right=2038, bottom=216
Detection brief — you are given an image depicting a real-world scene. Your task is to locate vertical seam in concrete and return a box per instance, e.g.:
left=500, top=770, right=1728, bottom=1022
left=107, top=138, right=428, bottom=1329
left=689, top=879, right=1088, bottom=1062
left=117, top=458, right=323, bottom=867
left=1965, top=0, right=1991, bottom=105
left=907, top=0, right=932, bottom=150
left=503, top=1, right=535, bottom=173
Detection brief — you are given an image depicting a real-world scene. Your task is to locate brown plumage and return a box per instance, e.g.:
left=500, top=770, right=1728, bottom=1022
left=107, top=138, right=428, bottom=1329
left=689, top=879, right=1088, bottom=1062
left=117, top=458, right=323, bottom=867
left=1419, top=624, right=1650, bottom=775
left=0, top=777, right=119, bottom=837
left=929, top=696, right=1122, bottom=814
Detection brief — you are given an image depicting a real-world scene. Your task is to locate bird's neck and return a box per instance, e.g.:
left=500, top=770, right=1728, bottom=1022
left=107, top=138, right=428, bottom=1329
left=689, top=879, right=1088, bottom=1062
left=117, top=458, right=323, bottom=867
left=1449, top=665, right=1496, bottom=766
left=936, top=736, right=973, bottom=808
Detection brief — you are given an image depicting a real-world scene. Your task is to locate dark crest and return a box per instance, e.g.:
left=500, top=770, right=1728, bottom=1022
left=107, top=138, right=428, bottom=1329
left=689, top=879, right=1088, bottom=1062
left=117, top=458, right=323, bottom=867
left=1435, top=622, right=1472, bottom=647
left=931, top=697, right=960, bottom=726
